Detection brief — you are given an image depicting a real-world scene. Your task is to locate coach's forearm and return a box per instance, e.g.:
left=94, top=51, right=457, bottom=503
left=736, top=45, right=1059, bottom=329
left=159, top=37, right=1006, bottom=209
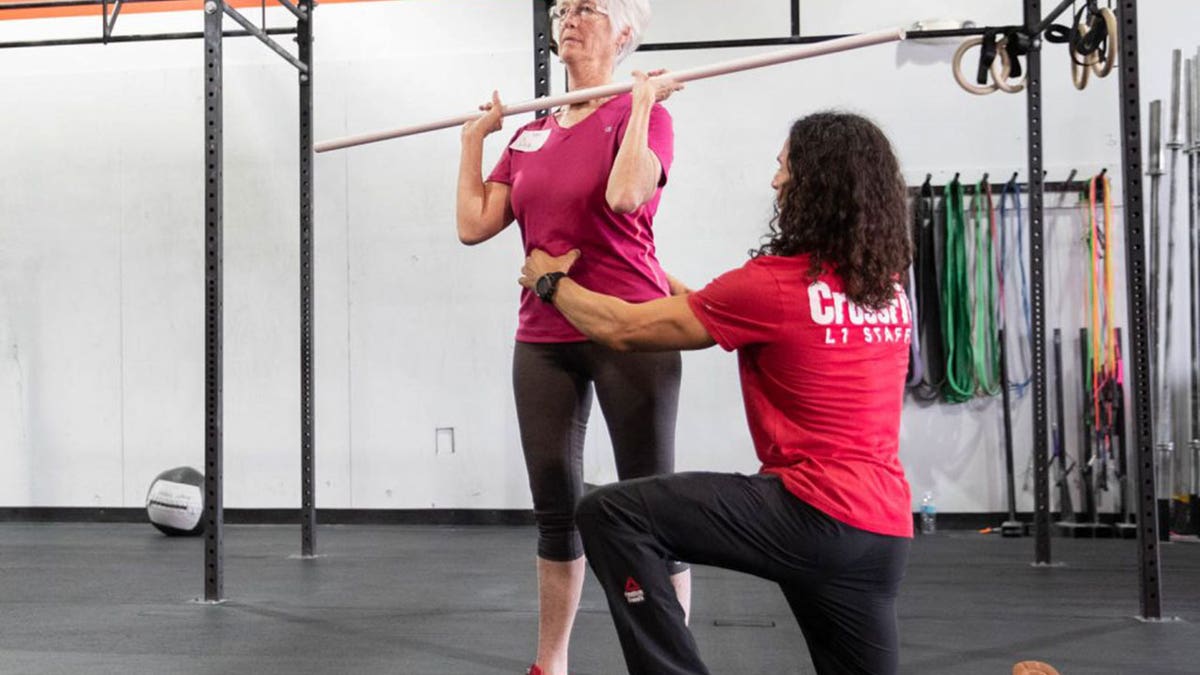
left=552, top=280, right=638, bottom=351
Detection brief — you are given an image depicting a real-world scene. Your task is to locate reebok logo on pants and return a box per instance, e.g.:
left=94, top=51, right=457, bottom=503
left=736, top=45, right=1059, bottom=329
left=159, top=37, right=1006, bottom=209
left=624, top=577, right=645, bottom=604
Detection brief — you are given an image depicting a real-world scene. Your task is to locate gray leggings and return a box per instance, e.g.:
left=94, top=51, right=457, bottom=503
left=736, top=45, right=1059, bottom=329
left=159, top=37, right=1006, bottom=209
left=513, top=340, right=682, bottom=564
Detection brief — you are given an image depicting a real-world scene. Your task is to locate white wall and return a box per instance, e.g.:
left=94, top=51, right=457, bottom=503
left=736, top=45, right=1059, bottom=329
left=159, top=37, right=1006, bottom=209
left=0, top=0, right=1196, bottom=512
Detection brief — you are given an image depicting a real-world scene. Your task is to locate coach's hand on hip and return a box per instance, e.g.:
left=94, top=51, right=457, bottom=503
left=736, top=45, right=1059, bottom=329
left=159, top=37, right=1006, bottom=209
left=520, top=249, right=581, bottom=290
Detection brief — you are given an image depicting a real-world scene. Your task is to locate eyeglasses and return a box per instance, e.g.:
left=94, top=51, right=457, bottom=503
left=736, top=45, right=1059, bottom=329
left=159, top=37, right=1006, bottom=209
left=549, top=2, right=609, bottom=25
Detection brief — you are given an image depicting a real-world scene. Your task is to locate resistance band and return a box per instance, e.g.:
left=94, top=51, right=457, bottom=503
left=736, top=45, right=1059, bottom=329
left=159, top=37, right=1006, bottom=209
left=971, top=181, right=1002, bottom=396
left=1085, top=173, right=1119, bottom=493
left=911, top=179, right=947, bottom=401
left=999, top=180, right=1034, bottom=396
left=942, top=178, right=976, bottom=402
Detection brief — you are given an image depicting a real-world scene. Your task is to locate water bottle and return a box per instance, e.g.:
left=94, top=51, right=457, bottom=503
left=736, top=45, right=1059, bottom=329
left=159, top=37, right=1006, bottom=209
left=920, top=491, right=937, bottom=534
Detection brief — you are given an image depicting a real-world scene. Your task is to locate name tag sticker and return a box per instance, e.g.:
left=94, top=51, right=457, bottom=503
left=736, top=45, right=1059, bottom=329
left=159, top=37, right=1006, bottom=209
left=510, top=130, right=551, bottom=152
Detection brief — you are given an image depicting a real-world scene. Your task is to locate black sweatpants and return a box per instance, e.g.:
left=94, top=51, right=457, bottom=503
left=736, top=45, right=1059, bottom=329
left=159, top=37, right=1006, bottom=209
left=513, top=340, right=682, bottom=564
left=576, top=472, right=910, bottom=675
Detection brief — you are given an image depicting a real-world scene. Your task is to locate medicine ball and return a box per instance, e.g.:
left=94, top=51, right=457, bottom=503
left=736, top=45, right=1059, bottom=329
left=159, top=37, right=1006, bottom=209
left=145, top=466, right=205, bottom=536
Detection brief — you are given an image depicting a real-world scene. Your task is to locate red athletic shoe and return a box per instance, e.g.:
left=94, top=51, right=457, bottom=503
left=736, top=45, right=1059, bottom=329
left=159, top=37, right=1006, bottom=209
left=526, top=666, right=542, bottom=675
left=1013, top=662, right=1061, bottom=675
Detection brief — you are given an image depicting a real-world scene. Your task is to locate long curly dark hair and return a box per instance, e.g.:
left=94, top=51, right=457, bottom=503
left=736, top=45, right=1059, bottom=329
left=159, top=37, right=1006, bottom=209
left=754, top=112, right=911, bottom=310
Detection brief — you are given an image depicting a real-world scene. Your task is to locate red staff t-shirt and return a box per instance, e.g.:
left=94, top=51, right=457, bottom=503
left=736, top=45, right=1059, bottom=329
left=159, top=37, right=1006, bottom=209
left=488, top=93, right=673, bottom=343
left=687, top=254, right=914, bottom=538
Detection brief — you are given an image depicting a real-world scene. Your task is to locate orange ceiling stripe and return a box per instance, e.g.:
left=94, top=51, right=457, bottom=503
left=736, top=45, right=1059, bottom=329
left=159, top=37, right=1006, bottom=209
left=0, top=0, right=391, bottom=23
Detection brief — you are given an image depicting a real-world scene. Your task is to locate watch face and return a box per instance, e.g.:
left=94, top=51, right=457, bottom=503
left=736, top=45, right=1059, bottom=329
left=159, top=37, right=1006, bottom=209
left=536, top=272, right=563, bottom=302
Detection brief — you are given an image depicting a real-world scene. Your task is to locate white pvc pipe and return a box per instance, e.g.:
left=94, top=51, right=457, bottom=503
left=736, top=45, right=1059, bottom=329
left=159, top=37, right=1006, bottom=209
left=315, top=27, right=906, bottom=154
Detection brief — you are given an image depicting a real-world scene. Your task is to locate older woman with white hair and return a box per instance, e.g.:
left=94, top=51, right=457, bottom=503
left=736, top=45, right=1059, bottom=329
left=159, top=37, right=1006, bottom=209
left=455, top=1, right=688, bottom=674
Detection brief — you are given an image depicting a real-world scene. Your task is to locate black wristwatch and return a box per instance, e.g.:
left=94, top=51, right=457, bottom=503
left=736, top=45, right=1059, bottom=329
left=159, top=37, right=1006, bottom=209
left=535, top=272, right=567, bottom=303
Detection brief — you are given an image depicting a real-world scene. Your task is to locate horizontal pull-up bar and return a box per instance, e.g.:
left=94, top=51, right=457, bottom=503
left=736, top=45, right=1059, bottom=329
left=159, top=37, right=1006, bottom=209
left=0, top=25, right=296, bottom=49
left=315, top=26, right=906, bottom=154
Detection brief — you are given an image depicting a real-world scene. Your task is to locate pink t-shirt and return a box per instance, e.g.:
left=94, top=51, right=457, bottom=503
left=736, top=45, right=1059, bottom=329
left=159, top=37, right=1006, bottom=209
left=488, top=93, right=674, bottom=343
left=687, top=254, right=914, bottom=538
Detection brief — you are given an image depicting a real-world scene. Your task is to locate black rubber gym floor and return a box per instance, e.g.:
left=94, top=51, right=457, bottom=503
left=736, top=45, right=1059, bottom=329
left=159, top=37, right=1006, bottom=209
left=0, top=523, right=1197, bottom=674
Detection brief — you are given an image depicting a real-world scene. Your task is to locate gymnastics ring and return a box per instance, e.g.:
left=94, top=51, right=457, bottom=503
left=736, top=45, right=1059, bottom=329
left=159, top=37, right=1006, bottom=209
left=1090, top=7, right=1117, bottom=78
left=1071, top=31, right=1101, bottom=91
left=953, top=37, right=1000, bottom=95
left=991, top=40, right=1025, bottom=94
